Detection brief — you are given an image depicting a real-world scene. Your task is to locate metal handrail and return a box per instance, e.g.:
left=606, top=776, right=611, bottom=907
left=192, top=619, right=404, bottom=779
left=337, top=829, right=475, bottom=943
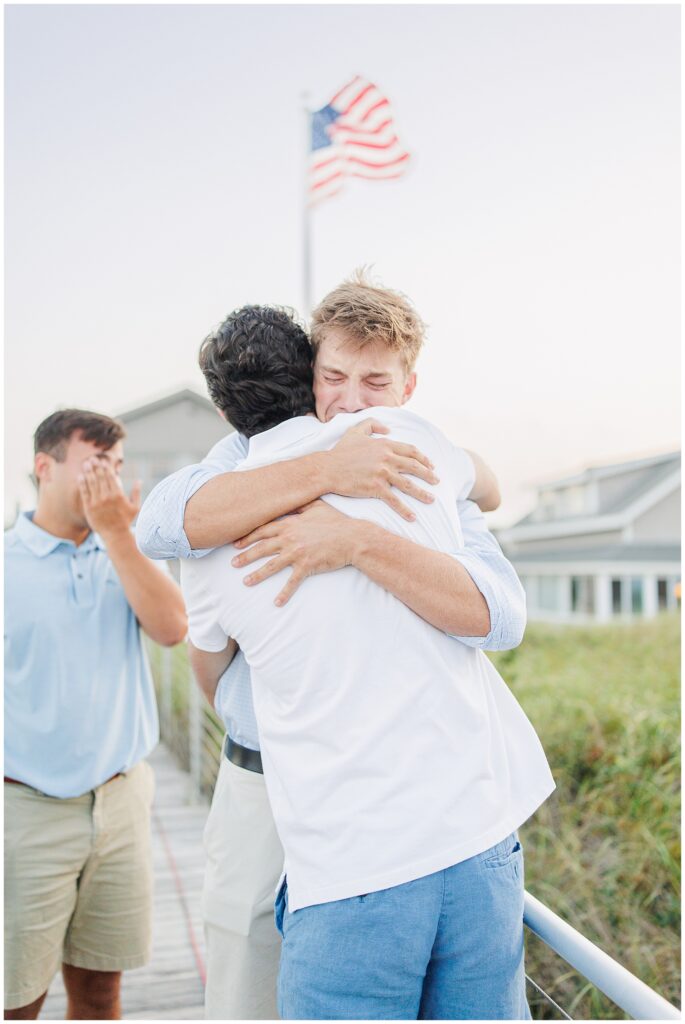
left=524, top=891, right=681, bottom=1020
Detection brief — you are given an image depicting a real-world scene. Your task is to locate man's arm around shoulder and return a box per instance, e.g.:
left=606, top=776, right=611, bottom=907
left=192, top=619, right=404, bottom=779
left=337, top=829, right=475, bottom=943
left=136, top=432, right=248, bottom=560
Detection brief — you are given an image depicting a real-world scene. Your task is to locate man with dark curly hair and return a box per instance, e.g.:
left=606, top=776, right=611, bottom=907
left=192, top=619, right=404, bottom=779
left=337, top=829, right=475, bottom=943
left=198, top=305, right=317, bottom=439
left=137, top=275, right=537, bottom=1020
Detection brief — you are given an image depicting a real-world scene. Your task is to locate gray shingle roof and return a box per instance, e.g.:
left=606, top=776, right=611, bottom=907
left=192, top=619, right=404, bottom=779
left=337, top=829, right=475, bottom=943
left=116, top=388, right=214, bottom=423
left=599, top=457, right=681, bottom=514
left=537, top=451, right=680, bottom=491
left=512, top=451, right=680, bottom=529
left=512, top=544, right=681, bottom=564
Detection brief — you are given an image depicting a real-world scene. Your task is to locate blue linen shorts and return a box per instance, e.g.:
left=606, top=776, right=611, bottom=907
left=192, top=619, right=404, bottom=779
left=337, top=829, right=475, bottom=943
left=275, top=831, right=530, bottom=1020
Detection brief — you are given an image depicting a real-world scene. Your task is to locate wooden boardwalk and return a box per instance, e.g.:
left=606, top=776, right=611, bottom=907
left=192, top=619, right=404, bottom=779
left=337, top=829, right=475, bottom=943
left=42, top=744, right=210, bottom=1020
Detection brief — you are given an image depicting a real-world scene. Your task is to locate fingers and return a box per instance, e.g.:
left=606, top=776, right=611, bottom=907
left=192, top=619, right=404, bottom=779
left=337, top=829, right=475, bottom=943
left=243, top=555, right=287, bottom=588
left=234, top=523, right=281, bottom=549
left=82, top=459, right=117, bottom=502
left=350, top=419, right=390, bottom=436
left=130, top=480, right=142, bottom=510
left=84, top=462, right=105, bottom=503
left=388, top=441, right=434, bottom=470
left=375, top=473, right=435, bottom=520
left=394, top=455, right=440, bottom=486
left=391, top=473, right=435, bottom=505
left=379, top=490, right=416, bottom=522
left=232, top=539, right=282, bottom=569
left=78, top=472, right=92, bottom=506
left=274, top=570, right=306, bottom=607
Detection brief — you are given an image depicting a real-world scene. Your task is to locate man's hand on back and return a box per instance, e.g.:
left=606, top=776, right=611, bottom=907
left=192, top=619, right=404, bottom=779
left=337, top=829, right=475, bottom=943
left=321, top=420, right=439, bottom=521
left=231, top=496, right=492, bottom=637
left=232, top=500, right=361, bottom=607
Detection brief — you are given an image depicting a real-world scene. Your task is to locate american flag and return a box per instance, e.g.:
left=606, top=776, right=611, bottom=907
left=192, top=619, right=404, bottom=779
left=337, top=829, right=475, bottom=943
left=308, top=76, right=411, bottom=204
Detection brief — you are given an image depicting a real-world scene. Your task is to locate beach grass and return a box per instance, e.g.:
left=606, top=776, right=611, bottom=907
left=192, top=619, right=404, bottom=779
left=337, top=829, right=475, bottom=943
left=490, top=614, right=681, bottom=1018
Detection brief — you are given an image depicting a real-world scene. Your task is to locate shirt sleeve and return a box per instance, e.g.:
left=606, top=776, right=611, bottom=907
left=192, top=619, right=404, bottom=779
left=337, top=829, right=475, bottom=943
left=452, top=447, right=477, bottom=501
left=213, top=653, right=243, bottom=718
left=180, top=561, right=230, bottom=653
left=448, top=499, right=527, bottom=652
left=135, top=432, right=249, bottom=561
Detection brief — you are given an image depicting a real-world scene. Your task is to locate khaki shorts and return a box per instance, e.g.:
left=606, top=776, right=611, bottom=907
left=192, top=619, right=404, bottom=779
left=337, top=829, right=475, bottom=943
left=202, top=747, right=284, bottom=1019
left=4, top=760, right=154, bottom=1011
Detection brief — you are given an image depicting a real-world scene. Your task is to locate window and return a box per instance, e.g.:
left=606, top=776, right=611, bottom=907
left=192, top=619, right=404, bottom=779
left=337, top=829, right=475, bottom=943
left=571, top=576, right=595, bottom=614
left=611, top=579, right=622, bottom=614
left=538, top=576, right=560, bottom=611
left=631, top=577, right=643, bottom=614
left=657, top=579, right=668, bottom=611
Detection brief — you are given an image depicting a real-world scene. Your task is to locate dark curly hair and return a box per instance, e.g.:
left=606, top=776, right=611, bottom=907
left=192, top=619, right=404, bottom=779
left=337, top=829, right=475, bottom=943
left=198, top=305, right=315, bottom=438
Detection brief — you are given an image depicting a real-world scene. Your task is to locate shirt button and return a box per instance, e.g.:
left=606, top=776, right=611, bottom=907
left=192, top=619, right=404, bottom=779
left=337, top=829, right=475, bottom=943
left=77, top=574, right=83, bottom=579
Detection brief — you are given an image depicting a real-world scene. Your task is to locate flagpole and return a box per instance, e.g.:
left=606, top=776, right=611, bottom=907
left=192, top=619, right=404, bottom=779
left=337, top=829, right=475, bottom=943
left=298, top=91, right=313, bottom=317
left=301, top=92, right=312, bottom=319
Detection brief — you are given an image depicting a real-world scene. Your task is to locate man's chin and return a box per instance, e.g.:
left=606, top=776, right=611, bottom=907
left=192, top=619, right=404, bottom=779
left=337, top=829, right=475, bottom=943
left=72, top=506, right=91, bottom=532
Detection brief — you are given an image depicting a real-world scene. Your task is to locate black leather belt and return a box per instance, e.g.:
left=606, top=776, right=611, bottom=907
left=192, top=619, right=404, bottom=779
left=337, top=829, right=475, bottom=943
left=225, top=737, right=263, bottom=775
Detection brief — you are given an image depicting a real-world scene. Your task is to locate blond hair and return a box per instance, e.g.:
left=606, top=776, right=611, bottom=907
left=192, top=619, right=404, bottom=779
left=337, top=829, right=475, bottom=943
left=310, top=269, right=425, bottom=373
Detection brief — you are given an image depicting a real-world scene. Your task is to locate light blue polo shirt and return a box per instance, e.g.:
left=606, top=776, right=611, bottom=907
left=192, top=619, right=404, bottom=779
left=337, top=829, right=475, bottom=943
left=4, top=513, right=159, bottom=798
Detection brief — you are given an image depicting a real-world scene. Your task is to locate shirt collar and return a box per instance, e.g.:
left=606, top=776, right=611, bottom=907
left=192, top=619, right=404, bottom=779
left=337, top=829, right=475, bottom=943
left=15, top=512, right=105, bottom=557
left=247, top=416, right=321, bottom=459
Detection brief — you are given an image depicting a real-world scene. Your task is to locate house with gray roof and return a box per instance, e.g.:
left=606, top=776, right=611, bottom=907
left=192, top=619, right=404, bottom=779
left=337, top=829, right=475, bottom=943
left=116, top=387, right=232, bottom=500
left=497, top=451, right=681, bottom=623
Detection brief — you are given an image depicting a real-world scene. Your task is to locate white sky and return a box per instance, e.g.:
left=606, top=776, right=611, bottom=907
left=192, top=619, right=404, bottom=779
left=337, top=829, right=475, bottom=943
left=4, top=3, right=681, bottom=527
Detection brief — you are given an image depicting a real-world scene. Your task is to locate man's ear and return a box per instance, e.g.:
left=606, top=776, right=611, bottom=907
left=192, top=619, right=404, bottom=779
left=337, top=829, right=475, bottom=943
left=402, top=372, right=417, bottom=404
left=34, top=452, right=53, bottom=486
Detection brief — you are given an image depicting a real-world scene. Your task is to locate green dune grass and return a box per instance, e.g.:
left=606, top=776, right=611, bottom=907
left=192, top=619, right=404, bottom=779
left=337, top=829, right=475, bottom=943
left=490, top=614, right=681, bottom=1018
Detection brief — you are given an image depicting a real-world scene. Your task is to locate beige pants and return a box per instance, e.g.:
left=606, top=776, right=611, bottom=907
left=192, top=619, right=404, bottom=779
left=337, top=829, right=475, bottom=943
left=202, top=748, right=284, bottom=1020
left=4, top=761, right=154, bottom=1011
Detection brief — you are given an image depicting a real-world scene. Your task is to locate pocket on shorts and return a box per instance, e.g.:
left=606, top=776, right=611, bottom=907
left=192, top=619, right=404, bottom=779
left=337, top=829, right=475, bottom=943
left=482, top=832, right=522, bottom=869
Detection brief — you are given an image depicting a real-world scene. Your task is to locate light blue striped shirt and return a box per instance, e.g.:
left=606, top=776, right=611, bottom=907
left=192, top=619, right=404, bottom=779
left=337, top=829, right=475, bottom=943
left=136, top=432, right=526, bottom=751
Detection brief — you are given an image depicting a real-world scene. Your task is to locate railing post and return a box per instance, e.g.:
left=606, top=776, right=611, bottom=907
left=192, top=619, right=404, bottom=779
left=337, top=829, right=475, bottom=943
left=188, top=668, right=202, bottom=803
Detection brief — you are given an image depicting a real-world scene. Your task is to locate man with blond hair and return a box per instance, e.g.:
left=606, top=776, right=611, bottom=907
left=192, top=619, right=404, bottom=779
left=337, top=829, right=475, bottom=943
left=137, top=274, right=531, bottom=1019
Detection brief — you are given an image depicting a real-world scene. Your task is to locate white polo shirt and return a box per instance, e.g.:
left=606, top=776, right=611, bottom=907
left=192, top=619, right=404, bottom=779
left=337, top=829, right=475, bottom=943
left=182, top=407, right=554, bottom=912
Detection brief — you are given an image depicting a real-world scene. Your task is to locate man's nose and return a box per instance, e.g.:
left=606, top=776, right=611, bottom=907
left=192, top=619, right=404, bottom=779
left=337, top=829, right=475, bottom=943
left=336, top=383, right=367, bottom=413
